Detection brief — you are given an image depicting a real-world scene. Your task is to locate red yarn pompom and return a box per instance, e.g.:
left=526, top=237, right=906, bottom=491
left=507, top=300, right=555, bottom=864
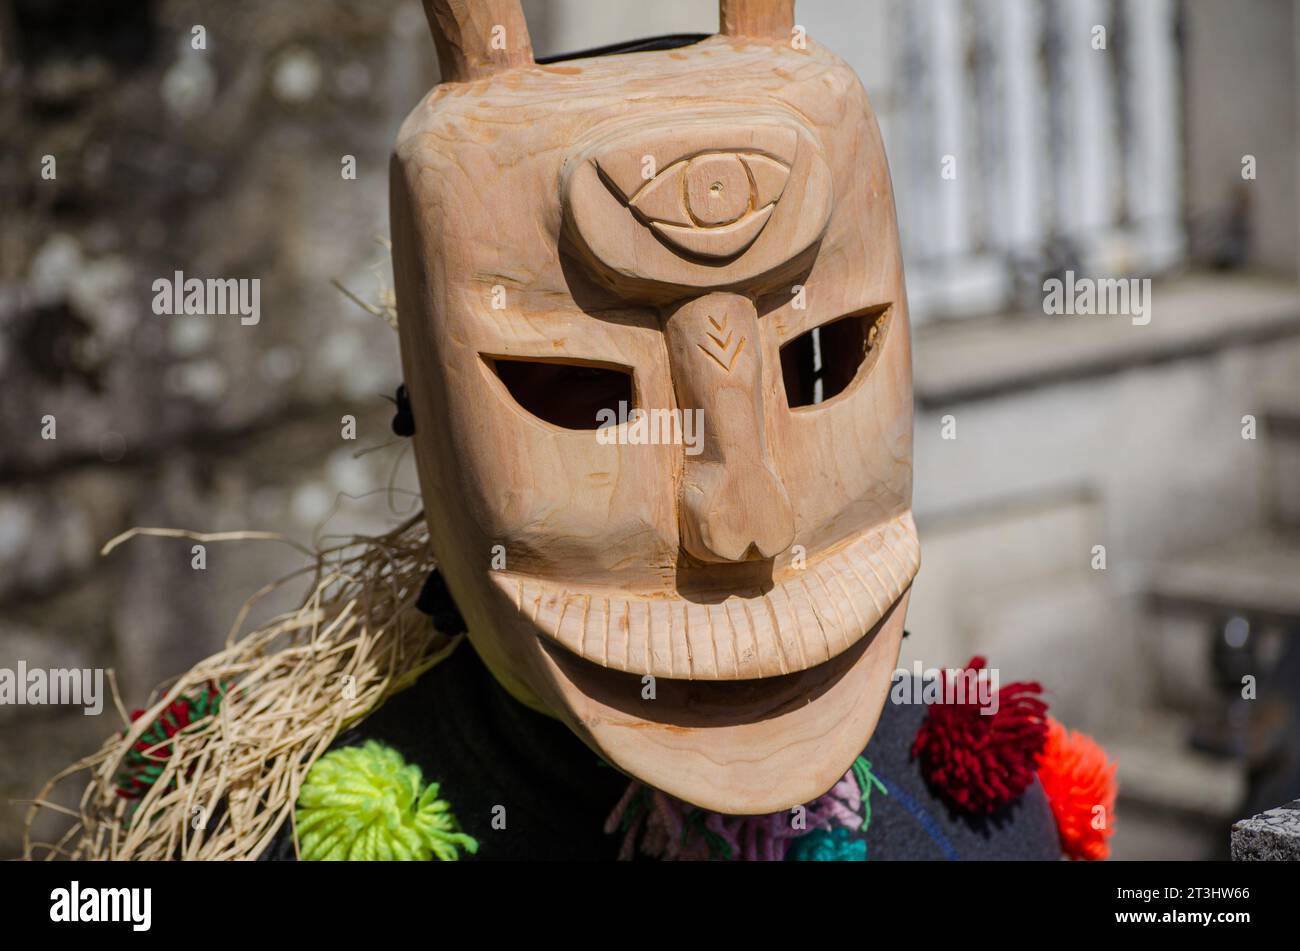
left=1036, top=717, right=1117, bottom=860
left=910, top=656, right=1049, bottom=815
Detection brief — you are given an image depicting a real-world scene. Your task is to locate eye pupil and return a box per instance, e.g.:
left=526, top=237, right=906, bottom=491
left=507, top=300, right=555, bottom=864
left=684, top=155, right=749, bottom=226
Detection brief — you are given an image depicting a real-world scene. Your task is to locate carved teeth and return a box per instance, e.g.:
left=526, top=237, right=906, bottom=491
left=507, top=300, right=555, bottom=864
left=494, top=512, right=920, bottom=681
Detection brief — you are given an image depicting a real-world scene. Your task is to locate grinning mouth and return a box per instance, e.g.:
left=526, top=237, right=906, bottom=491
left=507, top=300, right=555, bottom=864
left=491, top=511, right=919, bottom=681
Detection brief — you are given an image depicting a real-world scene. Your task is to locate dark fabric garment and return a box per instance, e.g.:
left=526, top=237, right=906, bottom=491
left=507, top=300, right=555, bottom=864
left=851, top=693, right=1062, bottom=861
left=261, top=640, right=627, bottom=861
left=262, top=642, right=1062, bottom=861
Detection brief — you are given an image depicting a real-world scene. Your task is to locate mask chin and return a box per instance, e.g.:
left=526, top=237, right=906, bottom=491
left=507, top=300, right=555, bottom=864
left=530, top=590, right=911, bottom=816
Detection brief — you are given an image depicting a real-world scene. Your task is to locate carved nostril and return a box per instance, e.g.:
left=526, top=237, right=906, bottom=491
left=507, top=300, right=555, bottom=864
left=680, top=461, right=795, bottom=564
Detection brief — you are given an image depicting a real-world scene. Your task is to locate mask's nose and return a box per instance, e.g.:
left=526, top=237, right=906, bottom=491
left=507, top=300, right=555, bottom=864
left=665, top=292, right=795, bottom=563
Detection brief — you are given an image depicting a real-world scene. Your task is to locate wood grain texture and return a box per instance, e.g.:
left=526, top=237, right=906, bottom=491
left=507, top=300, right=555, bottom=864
left=421, top=0, right=533, bottom=82
left=719, top=0, right=797, bottom=39
left=564, top=109, right=832, bottom=297
left=391, top=23, right=917, bottom=812
left=497, top=512, right=919, bottom=680
left=666, top=293, right=795, bottom=565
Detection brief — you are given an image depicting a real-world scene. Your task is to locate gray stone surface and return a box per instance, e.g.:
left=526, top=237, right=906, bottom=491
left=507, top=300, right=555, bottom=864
left=0, top=0, right=432, bottom=856
left=1231, top=801, right=1300, bottom=861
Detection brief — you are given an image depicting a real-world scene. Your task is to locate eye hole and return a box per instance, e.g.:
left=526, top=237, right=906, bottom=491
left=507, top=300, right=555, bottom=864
left=780, top=306, right=890, bottom=409
left=487, top=356, right=634, bottom=431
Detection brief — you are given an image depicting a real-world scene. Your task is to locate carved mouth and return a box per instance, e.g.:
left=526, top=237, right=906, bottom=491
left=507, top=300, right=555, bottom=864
left=536, top=586, right=914, bottom=815
left=491, top=512, right=918, bottom=681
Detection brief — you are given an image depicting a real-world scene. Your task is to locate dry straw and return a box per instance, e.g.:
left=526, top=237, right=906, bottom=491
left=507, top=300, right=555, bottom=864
left=21, top=513, right=456, bottom=861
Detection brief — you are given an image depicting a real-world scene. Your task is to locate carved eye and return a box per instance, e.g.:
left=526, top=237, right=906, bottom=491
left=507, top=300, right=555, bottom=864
left=621, top=152, right=791, bottom=259
left=566, top=117, right=832, bottom=287
left=587, top=124, right=800, bottom=263
left=485, top=356, right=634, bottom=431
left=780, top=306, right=890, bottom=409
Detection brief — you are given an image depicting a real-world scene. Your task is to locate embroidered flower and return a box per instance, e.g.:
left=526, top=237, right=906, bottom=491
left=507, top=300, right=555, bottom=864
left=606, top=757, right=886, bottom=861
left=116, top=682, right=225, bottom=800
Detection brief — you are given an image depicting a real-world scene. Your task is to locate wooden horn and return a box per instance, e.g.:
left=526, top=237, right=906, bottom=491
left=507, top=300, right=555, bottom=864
left=421, top=0, right=534, bottom=83
left=718, top=0, right=796, bottom=39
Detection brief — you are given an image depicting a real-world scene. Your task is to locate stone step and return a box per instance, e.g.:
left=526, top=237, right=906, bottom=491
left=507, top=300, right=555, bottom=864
left=1232, top=800, right=1300, bottom=860
left=1264, top=403, right=1300, bottom=528
left=1148, top=532, right=1300, bottom=626
left=1263, top=401, right=1300, bottom=435
left=1099, top=709, right=1246, bottom=824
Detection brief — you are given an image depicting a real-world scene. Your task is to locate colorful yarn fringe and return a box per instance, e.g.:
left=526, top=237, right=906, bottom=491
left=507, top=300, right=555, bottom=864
left=605, top=757, right=885, bottom=861
left=1036, top=717, right=1118, bottom=861
left=115, top=681, right=226, bottom=800
left=786, top=827, right=868, bottom=861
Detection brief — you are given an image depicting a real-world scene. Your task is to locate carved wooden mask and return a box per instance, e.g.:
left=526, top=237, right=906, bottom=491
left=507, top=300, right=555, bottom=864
left=392, top=0, right=918, bottom=814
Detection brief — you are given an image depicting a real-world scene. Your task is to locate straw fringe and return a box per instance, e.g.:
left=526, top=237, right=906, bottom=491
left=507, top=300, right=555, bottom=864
left=21, top=513, right=456, bottom=861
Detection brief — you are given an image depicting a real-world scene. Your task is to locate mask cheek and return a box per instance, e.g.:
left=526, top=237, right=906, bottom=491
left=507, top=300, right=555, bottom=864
left=769, top=317, right=913, bottom=559
left=430, top=345, right=680, bottom=591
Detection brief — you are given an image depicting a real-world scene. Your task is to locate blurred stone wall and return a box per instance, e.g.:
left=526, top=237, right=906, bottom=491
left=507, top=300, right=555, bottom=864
left=0, top=0, right=444, bottom=854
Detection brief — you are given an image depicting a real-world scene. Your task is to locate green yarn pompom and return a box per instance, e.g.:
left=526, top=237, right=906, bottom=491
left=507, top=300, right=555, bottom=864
left=295, top=741, right=479, bottom=861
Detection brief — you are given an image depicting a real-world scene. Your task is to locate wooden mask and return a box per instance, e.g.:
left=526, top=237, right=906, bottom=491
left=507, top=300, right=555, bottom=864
left=392, top=0, right=918, bottom=814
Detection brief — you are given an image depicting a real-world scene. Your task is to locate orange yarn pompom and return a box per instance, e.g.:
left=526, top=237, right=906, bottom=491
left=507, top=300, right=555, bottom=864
left=1036, top=717, right=1117, bottom=861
